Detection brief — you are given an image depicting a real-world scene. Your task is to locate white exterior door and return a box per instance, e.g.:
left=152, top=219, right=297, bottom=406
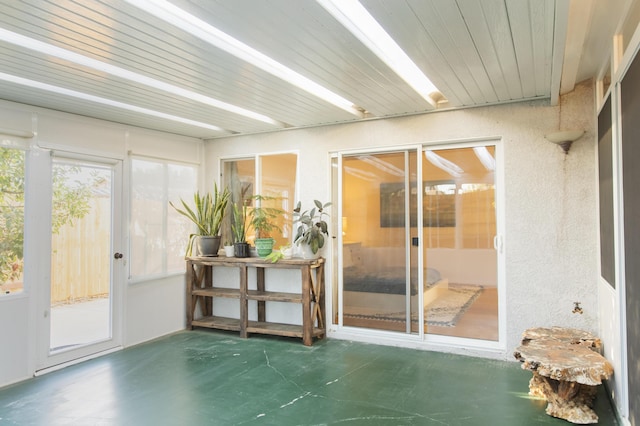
left=37, top=154, right=123, bottom=371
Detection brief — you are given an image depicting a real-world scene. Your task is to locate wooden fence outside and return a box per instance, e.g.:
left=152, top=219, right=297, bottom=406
left=51, top=197, right=111, bottom=304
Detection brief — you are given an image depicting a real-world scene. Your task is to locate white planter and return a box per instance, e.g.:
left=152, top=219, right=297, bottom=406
left=300, top=244, right=321, bottom=259
left=223, top=245, right=234, bottom=257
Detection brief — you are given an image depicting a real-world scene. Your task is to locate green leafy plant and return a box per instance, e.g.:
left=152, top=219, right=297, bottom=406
left=265, top=244, right=292, bottom=263
left=265, top=249, right=285, bottom=263
left=249, top=194, right=284, bottom=239
left=293, top=200, right=331, bottom=254
left=232, top=201, right=249, bottom=243
left=170, top=183, right=231, bottom=255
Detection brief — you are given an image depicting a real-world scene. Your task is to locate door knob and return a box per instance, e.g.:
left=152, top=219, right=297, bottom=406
left=114, top=252, right=123, bottom=259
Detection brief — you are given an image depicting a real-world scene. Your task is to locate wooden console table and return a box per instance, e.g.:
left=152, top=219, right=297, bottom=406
left=185, top=256, right=325, bottom=346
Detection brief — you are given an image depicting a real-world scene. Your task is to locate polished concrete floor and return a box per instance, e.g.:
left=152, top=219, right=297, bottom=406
left=0, top=331, right=618, bottom=425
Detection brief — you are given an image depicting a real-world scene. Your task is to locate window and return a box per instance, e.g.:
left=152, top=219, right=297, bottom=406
left=130, top=157, right=197, bottom=280
left=0, top=147, right=26, bottom=295
left=222, top=154, right=297, bottom=248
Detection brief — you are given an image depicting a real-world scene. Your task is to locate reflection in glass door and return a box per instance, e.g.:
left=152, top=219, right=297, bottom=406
left=422, top=146, right=498, bottom=340
left=341, top=151, right=418, bottom=333
left=49, top=159, right=115, bottom=354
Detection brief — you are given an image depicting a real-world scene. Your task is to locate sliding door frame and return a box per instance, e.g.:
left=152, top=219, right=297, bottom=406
left=329, top=137, right=505, bottom=353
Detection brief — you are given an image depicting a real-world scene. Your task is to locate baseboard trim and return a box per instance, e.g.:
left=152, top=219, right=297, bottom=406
left=34, top=346, right=123, bottom=377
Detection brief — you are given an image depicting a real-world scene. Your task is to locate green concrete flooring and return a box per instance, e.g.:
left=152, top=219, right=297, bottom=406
left=0, top=331, right=618, bottom=425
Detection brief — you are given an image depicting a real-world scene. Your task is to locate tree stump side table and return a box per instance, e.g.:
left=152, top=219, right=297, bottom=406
left=513, top=327, right=613, bottom=424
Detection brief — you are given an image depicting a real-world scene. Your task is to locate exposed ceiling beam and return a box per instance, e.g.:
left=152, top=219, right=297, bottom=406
left=559, top=0, right=595, bottom=97
left=550, top=0, right=571, bottom=105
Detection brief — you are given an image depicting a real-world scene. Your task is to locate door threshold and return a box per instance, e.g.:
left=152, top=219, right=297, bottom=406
left=35, top=346, right=123, bottom=377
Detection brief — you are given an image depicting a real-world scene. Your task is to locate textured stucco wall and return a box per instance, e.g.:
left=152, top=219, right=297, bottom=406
left=205, top=80, right=598, bottom=359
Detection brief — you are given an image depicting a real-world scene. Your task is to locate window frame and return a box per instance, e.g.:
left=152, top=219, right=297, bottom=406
left=220, top=152, right=299, bottom=248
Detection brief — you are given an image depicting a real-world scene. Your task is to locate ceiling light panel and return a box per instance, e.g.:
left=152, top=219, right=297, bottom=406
left=317, top=0, right=442, bottom=108
left=0, top=43, right=272, bottom=133
left=123, top=0, right=363, bottom=118
left=362, top=0, right=555, bottom=106
left=0, top=0, right=362, bottom=129
left=166, top=0, right=439, bottom=117
left=0, top=27, right=281, bottom=127
left=0, top=80, right=229, bottom=138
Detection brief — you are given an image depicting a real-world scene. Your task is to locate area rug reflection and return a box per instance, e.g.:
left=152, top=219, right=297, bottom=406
left=344, top=284, right=483, bottom=327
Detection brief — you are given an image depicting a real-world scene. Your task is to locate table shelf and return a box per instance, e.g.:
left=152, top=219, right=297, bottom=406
left=246, top=321, right=325, bottom=338
left=192, top=287, right=241, bottom=298
left=192, top=316, right=241, bottom=331
left=246, top=290, right=302, bottom=303
left=185, top=256, right=325, bottom=346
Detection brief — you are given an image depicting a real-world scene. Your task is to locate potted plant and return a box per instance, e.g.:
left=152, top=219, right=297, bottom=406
left=293, top=199, right=331, bottom=259
left=170, top=183, right=231, bottom=256
left=250, top=195, right=284, bottom=257
left=223, top=240, right=234, bottom=257
left=232, top=201, right=250, bottom=257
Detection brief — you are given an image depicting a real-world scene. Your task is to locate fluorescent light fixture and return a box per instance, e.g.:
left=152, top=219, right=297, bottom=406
left=123, top=0, right=363, bottom=118
left=424, top=151, right=464, bottom=177
left=473, top=147, right=496, bottom=171
left=0, top=27, right=279, bottom=127
left=344, top=165, right=377, bottom=181
left=318, top=0, right=442, bottom=108
left=0, top=72, right=226, bottom=133
left=357, top=155, right=404, bottom=177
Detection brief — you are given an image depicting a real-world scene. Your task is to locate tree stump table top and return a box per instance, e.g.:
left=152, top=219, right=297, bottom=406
left=513, top=327, right=613, bottom=424
left=514, top=327, right=613, bottom=386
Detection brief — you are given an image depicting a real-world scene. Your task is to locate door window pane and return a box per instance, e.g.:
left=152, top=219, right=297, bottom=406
left=0, top=147, right=25, bottom=296
left=50, top=160, right=112, bottom=350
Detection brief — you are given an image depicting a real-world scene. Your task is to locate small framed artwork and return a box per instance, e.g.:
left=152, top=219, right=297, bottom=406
left=380, top=181, right=456, bottom=228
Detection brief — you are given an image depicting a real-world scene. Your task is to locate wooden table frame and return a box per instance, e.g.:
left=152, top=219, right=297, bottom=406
left=186, top=256, right=325, bottom=346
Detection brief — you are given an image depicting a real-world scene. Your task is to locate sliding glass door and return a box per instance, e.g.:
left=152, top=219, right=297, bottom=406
left=341, top=151, right=419, bottom=333
left=338, top=144, right=499, bottom=341
left=422, top=146, right=498, bottom=340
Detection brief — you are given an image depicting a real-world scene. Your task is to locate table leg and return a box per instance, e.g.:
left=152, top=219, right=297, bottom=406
left=186, top=261, right=194, bottom=329
left=203, top=265, right=212, bottom=316
left=301, top=265, right=312, bottom=346
left=239, top=265, right=248, bottom=338
left=257, top=267, right=265, bottom=323
left=318, top=264, right=325, bottom=335
left=529, top=372, right=600, bottom=424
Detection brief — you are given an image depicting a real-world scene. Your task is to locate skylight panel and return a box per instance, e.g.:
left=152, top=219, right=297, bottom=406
left=0, top=27, right=279, bottom=127
left=317, top=0, right=444, bottom=108
left=123, top=0, right=364, bottom=118
left=0, top=72, right=226, bottom=133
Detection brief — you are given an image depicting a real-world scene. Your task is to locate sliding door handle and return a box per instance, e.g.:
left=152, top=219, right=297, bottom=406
left=493, top=236, right=503, bottom=253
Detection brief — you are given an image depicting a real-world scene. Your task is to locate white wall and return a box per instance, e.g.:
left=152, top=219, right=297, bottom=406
left=0, top=100, right=201, bottom=388
left=0, top=79, right=604, bottom=385
left=205, top=79, right=599, bottom=360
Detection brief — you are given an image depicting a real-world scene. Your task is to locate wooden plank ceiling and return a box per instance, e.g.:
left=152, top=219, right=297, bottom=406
left=0, top=0, right=611, bottom=139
